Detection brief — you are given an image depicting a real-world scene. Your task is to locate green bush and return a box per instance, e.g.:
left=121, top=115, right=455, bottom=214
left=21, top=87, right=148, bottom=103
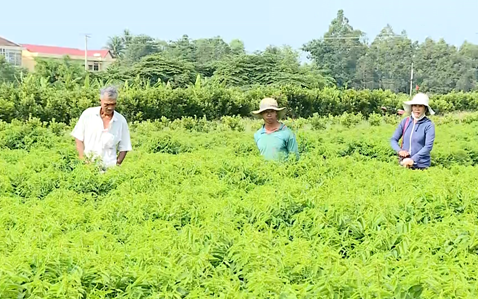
left=309, top=113, right=328, bottom=130
left=368, top=112, right=383, bottom=126
left=2, top=78, right=478, bottom=124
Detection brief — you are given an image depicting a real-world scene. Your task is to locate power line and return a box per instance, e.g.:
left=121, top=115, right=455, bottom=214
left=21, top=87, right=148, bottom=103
left=322, top=37, right=363, bottom=40
left=321, top=35, right=407, bottom=40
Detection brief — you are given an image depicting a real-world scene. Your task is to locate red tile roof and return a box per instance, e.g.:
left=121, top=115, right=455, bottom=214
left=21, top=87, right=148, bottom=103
left=21, top=44, right=111, bottom=59
left=0, top=36, right=21, bottom=47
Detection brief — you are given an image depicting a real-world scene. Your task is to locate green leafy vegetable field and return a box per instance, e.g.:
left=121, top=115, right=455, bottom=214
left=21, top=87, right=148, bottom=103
left=1, top=113, right=478, bottom=298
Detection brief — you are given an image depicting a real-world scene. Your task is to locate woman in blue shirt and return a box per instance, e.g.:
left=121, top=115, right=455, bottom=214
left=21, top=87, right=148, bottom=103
left=390, top=93, right=436, bottom=169
left=252, top=98, right=300, bottom=161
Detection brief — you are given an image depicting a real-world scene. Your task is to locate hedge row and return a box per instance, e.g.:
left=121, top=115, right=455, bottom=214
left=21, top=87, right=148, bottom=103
left=1, top=81, right=478, bottom=124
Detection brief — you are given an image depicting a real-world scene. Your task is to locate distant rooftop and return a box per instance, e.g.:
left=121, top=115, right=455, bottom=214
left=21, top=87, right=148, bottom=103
left=0, top=36, right=21, bottom=47
left=21, top=44, right=111, bottom=59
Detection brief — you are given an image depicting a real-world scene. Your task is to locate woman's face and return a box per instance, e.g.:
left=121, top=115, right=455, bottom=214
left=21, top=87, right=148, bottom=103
left=412, top=104, right=426, bottom=117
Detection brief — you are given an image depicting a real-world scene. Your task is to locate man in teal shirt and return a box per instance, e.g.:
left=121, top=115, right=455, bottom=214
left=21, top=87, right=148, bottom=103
left=252, top=98, right=300, bottom=161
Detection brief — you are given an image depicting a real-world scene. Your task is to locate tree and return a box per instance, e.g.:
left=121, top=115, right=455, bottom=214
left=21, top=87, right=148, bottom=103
left=103, top=29, right=135, bottom=60
left=164, top=35, right=197, bottom=63
left=455, top=41, right=478, bottom=91
left=230, top=39, right=246, bottom=56
left=130, top=54, right=196, bottom=88
left=354, top=53, right=378, bottom=90
left=302, top=9, right=367, bottom=88
left=121, top=35, right=165, bottom=65
left=212, top=50, right=333, bottom=89
left=213, top=54, right=277, bottom=87
left=104, top=36, right=125, bottom=58
left=192, top=37, right=232, bottom=77
left=193, top=37, right=231, bottom=65
left=357, top=25, right=416, bottom=93
left=264, top=45, right=300, bottom=73
left=121, top=29, right=133, bottom=48
left=414, top=38, right=462, bottom=93
left=91, top=24, right=478, bottom=93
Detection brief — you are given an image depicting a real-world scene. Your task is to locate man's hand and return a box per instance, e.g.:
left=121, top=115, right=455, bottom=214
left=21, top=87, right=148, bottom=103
left=75, top=138, right=85, bottom=159
left=398, top=150, right=410, bottom=158
left=116, top=151, right=128, bottom=166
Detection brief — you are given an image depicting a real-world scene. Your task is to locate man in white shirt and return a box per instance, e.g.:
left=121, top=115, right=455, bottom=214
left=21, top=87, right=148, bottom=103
left=71, top=86, right=132, bottom=169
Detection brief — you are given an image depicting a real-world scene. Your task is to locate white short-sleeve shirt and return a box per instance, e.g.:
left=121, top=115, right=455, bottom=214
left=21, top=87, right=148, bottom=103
left=71, top=107, right=132, bottom=168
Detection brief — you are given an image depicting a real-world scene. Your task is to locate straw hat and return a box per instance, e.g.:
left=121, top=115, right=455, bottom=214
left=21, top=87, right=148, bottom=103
left=403, top=93, right=435, bottom=116
left=252, top=97, right=287, bottom=119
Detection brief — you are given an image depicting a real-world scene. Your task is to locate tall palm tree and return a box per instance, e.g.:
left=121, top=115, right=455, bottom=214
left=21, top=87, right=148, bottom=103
left=104, top=36, right=125, bottom=58
left=121, top=29, right=133, bottom=47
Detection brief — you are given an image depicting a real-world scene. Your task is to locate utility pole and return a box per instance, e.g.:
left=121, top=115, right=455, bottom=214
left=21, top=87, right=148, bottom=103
left=409, top=62, right=414, bottom=97
left=84, top=34, right=91, bottom=70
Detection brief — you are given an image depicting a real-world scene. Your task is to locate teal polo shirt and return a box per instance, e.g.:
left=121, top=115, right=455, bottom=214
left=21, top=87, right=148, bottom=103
left=254, top=123, right=300, bottom=161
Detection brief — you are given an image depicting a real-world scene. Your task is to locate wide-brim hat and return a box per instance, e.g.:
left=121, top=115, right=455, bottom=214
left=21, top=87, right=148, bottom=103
left=403, top=92, right=435, bottom=116
left=252, top=97, right=287, bottom=119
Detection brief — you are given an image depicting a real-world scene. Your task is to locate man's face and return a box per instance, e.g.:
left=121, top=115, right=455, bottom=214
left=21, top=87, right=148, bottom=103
left=101, top=96, right=117, bottom=116
left=261, top=109, right=277, bottom=124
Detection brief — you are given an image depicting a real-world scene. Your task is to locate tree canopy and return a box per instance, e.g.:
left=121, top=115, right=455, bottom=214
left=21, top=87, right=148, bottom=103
left=2, top=9, right=477, bottom=94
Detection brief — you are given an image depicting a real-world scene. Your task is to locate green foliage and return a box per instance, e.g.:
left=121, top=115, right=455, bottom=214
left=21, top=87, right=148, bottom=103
left=302, top=10, right=478, bottom=94
left=120, top=34, right=165, bottom=65
left=100, top=31, right=335, bottom=90
left=220, top=115, right=245, bottom=131
left=310, top=113, right=328, bottom=130
left=22, top=14, right=477, bottom=95
left=355, top=25, right=416, bottom=91
left=130, top=54, right=196, bottom=87
left=0, top=56, right=27, bottom=84
left=2, top=79, right=478, bottom=124
left=339, top=111, right=364, bottom=128
left=33, top=56, right=87, bottom=87
left=1, top=113, right=478, bottom=297
left=368, top=112, right=383, bottom=126
left=212, top=49, right=334, bottom=89
left=303, top=9, right=367, bottom=88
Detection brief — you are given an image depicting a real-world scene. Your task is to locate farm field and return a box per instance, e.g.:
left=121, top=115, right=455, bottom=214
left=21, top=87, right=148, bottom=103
left=1, top=113, right=478, bottom=298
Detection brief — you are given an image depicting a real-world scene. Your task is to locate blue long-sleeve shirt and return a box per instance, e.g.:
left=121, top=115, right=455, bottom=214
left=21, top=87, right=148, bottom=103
left=390, top=116, right=436, bottom=168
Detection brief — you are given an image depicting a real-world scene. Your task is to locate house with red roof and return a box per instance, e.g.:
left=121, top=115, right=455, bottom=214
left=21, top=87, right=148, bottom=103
left=0, top=36, right=23, bottom=67
left=21, top=43, right=115, bottom=72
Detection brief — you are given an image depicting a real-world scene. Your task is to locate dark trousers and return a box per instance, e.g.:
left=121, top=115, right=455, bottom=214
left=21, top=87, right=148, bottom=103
left=411, top=166, right=427, bottom=170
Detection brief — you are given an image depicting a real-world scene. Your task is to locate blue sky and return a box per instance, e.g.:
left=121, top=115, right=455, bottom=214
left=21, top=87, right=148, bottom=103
left=3, top=0, right=477, bottom=55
